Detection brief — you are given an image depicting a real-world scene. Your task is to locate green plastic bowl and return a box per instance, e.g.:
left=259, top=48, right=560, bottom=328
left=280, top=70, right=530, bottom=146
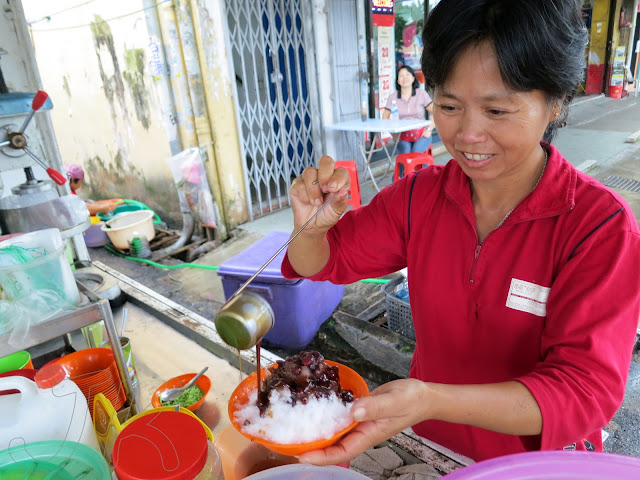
left=97, top=203, right=144, bottom=222
left=0, top=351, right=31, bottom=374
left=0, top=441, right=110, bottom=480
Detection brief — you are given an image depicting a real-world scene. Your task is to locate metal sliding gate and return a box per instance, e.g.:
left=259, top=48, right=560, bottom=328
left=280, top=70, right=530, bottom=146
left=225, top=0, right=318, bottom=219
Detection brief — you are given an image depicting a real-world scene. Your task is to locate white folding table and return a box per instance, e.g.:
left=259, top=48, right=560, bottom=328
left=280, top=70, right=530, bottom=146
left=325, top=118, right=430, bottom=191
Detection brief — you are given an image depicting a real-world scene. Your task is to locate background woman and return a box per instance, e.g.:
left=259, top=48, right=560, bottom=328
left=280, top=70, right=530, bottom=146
left=383, top=65, right=434, bottom=154
left=284, top=0, right=640, bottom=465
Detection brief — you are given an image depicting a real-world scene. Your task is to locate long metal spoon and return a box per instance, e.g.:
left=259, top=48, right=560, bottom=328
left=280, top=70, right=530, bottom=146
left=159, top=366, right=209, bottom=403
left=223, top=190, right=339, bottom=305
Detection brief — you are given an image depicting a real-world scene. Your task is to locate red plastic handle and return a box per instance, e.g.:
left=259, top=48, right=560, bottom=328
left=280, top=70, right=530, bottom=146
left=47, top=167, right=67, bottom=185
left=32, top=90, right=49, bottom=111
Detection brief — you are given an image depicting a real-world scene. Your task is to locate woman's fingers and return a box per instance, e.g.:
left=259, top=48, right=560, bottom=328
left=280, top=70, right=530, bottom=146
left=318, top=155, right=351, bottom=194
left=300, top=167, right=324, bottom=206
left=317, top=155, right=335, bottom=189
left=298, top=421, right=390, bottom=466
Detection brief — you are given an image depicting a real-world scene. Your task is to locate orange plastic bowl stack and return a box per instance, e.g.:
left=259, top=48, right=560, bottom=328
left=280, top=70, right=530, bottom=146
left=151, top=373, right=212, bottom=412
left=54, top=347, right=126, bottom=417
left=228, top=360, right=369, bottom=457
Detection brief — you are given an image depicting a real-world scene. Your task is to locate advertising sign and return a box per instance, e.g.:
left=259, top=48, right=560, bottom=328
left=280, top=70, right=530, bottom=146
left=378, top=27, right=394, bottom=109
left=372, top=0, right=394, bottom=27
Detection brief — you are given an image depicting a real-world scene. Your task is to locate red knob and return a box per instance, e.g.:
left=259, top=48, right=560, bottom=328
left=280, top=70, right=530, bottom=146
left=47, top=167, right=67, bottom=185
left=32, top=90, right=49, bottom=111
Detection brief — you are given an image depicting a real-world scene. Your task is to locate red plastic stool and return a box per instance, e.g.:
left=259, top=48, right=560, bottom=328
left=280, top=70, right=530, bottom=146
left=335, top=160, right=361, bottom=209
left=393, top=145, right=434, bottom=183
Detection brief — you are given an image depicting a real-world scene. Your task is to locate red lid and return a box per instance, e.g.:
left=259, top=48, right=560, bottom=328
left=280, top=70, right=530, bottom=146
left=112, top=411, right=208, bottom=480
left=34, top=363, right=66, bottom=389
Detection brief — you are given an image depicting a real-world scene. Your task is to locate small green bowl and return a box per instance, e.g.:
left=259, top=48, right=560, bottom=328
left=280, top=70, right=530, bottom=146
left=0, top=351, right=31, bottom=374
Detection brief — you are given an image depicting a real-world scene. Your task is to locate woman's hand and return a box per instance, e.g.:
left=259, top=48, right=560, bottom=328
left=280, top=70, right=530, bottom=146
left=422, top=127, right=433, bottom=138
left=289, top=155, right=351, bottom=236
left=298, top=379, right=431, bottom=466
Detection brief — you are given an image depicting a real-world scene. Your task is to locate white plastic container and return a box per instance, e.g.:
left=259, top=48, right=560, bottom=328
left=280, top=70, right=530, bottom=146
left=0, top=227, right=81, bottom=305
left=101, top=210, right=155, bottom=250
left=0, top=363, right=100, bottom=452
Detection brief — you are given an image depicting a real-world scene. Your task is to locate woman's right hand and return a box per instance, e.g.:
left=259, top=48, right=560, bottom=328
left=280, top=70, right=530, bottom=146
left=289, top=155, right=351, bottom=236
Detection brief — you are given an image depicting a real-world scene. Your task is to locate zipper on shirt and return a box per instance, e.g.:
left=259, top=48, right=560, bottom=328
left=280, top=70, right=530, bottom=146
left=469, top=244, right=482, bottom=283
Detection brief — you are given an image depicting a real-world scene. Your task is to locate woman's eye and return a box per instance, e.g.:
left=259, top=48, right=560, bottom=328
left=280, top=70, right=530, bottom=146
left=488, top=109, right=508, bottom=116
left=438, top=104, right=457, bottom=112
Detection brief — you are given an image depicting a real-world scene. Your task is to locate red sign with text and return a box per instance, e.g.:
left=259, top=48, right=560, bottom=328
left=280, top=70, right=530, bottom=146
left=372, top=0, right=394, bottom=27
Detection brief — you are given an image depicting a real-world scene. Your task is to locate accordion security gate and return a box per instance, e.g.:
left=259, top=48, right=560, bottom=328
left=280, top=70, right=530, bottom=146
left=225, top=0, right=318, bottom=219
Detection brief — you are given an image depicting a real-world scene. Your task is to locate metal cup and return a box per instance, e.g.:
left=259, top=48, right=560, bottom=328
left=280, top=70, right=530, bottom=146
left=214, top=291, right=274, bottom=350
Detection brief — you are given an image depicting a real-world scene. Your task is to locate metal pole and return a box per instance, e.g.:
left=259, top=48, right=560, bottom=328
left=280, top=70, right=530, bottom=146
left=98, top=299, right=139, bottom=416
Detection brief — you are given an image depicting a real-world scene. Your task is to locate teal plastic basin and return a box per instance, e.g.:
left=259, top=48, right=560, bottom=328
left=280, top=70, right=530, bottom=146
left=0, top=441, right=110, bottom=479
left=97, top=203, right=144, bottom=222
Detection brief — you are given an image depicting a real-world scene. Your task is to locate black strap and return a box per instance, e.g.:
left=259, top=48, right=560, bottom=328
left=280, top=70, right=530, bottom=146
left=408, top=171, right=421, bottom=239
left=567, top=208, right=624, bottom=261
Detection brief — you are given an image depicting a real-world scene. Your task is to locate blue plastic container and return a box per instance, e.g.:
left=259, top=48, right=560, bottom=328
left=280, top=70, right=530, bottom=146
left=217, top=231, right=344, bottom=349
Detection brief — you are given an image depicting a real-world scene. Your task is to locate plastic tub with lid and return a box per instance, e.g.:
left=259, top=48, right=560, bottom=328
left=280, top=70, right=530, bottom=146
left=0, top=363, right=100, bottom=452
left=216, top=230, right=344, bottom=348
left=441, top=450, right=640, bottom=479
left=0, top=227, right=80, bottom=305
left=0, top=440, right=110, bottom=479
left=112, top=410, right=223, bottom=479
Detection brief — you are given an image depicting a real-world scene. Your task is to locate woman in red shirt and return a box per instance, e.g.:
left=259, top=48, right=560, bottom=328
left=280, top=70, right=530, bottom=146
left=382, top=65, right=434, bottom=155
left=283, top=0, right=640, bottom=464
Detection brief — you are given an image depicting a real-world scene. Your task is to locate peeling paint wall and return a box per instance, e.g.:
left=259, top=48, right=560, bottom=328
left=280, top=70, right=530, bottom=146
left=22, top=0, right=181, bottom=225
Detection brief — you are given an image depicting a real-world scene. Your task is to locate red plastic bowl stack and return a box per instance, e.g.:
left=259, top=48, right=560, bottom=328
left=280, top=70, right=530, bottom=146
left=54, top=348, right=126, bottom=417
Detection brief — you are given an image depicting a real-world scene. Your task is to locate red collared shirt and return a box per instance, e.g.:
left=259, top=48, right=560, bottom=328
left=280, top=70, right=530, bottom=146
left=282, top=144, right=640, bottom=461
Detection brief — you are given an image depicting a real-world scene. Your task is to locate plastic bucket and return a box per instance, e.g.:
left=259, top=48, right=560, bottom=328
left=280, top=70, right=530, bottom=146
left=608, top=84, right=623, bottom=99
left=441, top=451, right=640, bottom=479
left=0, top=440, right=110, bottom=479
left=101, top=210, right=155, bottom=249
left=0, top=351, right=33, bottom=374
left=0, top=228, right=80, bottom=305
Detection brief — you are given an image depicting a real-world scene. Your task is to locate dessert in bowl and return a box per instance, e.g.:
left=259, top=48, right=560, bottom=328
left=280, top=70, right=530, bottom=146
left=229, top=351, right=369, bottom=456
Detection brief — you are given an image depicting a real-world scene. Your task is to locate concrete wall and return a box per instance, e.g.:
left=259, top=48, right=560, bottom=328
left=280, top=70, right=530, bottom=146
left=21, top=0, right=181, bottom=225
left=20, top=0, right=250, bottom=234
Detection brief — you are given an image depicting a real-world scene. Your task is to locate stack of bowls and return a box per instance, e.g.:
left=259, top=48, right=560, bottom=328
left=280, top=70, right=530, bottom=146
left=54, top=348, right=126, bottom=417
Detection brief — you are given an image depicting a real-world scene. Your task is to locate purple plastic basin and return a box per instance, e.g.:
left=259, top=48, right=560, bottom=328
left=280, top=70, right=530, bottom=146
left=442, top=451, right=640, bottom=479
left=83, top=222, right=109, bottom=247
left=217, top=231, right=345, bottom=349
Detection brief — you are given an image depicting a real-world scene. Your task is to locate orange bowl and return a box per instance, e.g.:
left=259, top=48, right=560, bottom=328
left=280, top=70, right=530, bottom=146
left=54, top=348, right=115, bottom=379
left=228, top=360, right=369, bottom=457
left=151, top=373, right=212, bottom=412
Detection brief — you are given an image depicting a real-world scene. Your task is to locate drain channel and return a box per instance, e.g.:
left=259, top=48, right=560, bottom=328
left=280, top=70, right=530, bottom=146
left=602, top=176, right=640, bottom=193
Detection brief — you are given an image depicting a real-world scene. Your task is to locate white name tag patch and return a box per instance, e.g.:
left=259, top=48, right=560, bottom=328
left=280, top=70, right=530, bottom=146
left=505, top=278, right=550, bottom=317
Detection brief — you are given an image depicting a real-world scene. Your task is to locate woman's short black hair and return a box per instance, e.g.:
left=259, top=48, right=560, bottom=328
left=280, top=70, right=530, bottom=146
left=396, top=64, right=420, bottom=95
left=421, top=0, right=588, bottom=142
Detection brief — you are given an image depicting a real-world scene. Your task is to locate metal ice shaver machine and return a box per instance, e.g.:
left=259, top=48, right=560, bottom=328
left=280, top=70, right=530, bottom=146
left=0, top=60, right=90, bottom=261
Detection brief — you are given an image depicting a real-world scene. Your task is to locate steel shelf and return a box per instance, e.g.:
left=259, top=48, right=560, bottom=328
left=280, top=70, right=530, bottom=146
left=0, top=296, right=139, bottom=415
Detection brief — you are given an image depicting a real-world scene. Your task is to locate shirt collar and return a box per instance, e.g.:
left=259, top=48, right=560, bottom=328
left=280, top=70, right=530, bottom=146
left=444, top=143, right=576, bottom=224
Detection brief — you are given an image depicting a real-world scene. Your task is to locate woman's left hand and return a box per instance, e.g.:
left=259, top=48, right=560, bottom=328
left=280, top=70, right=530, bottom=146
left=422, top=128, right=433, bottom=138
left=298, top=379, right=431, bottom=466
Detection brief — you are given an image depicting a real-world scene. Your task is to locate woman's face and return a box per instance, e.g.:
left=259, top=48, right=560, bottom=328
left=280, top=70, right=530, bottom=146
left=397, top=68, right=415, bottom=88
left=432, top=41, right=557, bottom=183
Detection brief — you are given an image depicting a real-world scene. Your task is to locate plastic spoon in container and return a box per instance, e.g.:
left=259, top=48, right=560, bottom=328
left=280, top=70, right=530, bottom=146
left=160, top=366, right=209, bottom=403
left=214, top=189, right=339, bottom=350
left=120, top=307, right=128, bottom=337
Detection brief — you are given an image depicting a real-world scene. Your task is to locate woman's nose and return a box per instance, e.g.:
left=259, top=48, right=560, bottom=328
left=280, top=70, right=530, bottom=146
left=456, top=112, right=488, bottom=144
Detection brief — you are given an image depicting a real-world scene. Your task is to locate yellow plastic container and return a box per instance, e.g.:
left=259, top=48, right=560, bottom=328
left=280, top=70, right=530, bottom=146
left=93, top=393, right=213, bottom=464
